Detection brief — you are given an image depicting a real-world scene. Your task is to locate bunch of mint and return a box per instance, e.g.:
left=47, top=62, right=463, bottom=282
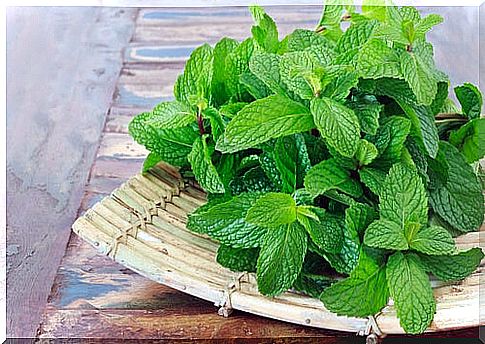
left=129, top=4, right=484, bottom=334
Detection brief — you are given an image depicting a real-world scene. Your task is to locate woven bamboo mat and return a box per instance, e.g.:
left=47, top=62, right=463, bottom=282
left=72, top=162, right=484, bottom=336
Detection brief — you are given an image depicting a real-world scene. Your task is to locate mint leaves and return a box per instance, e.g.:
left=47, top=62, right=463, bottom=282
left=129, top=4, right=484, bottom=335
left=387, top=252, right=436, bottom=334
left=320, top=249, right=388, bottom=317
left=257, top=221, right=307, bottom=296
left=217, top=95, right=314, bottom=153
left=311, top=97, right=360, bottom=157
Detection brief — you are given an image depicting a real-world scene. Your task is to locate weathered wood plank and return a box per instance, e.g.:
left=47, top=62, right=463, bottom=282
left=96, top=133, right=148, bottom=161
left=124, top=44, right=195, bottom=64
left=113, top=65, right=183, bottom=108
left=136, top=6, right=321, bottom=23
left=118, top=64, right=184, bottom=85
left=46, top=235, right=185, bottom=311
left=40, top=235, right=347, bottom=340
left=39, top=308, right=354, bottom=341
left=113, top=84, right=171, bottom=109
left=91, top=157, right=144, bottom=181
left=133, top=6, right=321, bottom=44
left=6, top=7, right=137, bottom=338
left=105, top=114, right=133, bottom=134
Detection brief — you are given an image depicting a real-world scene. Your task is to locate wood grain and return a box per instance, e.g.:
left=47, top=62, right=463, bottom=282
left=40, top=236, right=479, bottom=341
left=6, top=7, right=137, bottom=338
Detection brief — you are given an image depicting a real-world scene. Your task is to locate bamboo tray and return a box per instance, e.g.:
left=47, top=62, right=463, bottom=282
left=72, top=162, right=484, bottom=337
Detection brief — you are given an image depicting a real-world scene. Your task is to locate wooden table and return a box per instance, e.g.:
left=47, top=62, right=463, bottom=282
left=37, top=7, right=480, bottom=342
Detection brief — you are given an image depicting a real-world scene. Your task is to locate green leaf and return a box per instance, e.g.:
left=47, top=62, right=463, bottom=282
left=356, top=39, right=402, bottom=79
left=187, top=193, right=266, bottom=248
left=317, top=2, right=346, bottom=41
left=440, top=98, right=460, bottom=114
left=372, top=7, right=409, bottom=45
left=250, top=5, right=279, bottom=53
left=345, top=202, right=377, bottom=237
left=321, top=66, right=359, bottom=101
left=175, top=44, right=213, bottom=105
left=280, top=50, right=321, bottom=99
left=142, top=152, right=162, bottom=173
left=362, top=0, right=386, bottom=22
left=216, top=154, right=237, bottom=188
left=129, top=112, right=199, bottom=167
left=216, top=245, right=259, bottom=272
left=186, top=195, right=232, bottom=234
left=420, top=248, right=484, bottom=282
left=293, top=273, right=333, bottom=298
left=454, top=83, right=483, bottom=120
left=257, top=221, right=307, bottom=296
left=259, top=150, right=282, bottom=189
left=299, top=207, right=343, bottom=254
left=408, top=226, right=455, bottom=255
left=203, top=107, right=225, bottom=141
left=320, top=249, right=389, bottom=317
left=380, top=163, right=428, bottom=228
left=386, top=252, right=435, bottom=334
left=430, top=81, right=449, bottom=115
left=449, top=118, right=485, bottom=163
left=302, top=133, right=329, bottom=165
left=286, top=29, right=336, bottom=54
left=398, top=102, right=439, bottom=158
left=311, top=97, right=361, bottom=158
left=249, top=52, right=289, bottom=96
left=217, top=95, right=314, bottom=153
left=364, top=219, right=409, bottom=250
left=293, top=188, right=316, bottom=206
left=304, top=159, right=363, bottom=198
left=311, top=216, right=360, bottom=275
left=428, top=141, right=484, bottom=232
left=240, top=70, right=271, bottom=99
left=246, top=192, right=297, bottom=227
left=188, top=135, right=225, bottom=194
left=146, top=101, right=194, bottom=129
left=370, top=116, right=411, bottom=168
left=347, top=95, right=382, bottom=135
left=359, top=167, right=386, bottom=195
left=273, top=134, right=311, bottom=193
left=212, top=37, right=239, bottom=105
left=336, top=19, right=378, bottom=54
left=373, top=77, right=416, bottom=103
left=306, top=42, right=337, bottom=67
left=406, top=137, right=430, bottom=185
left=219, top=102, right=247, bottom=119
left=414, top=14, right=443, bottom=39
left=226, top=38, right=256, bottom=97
left=336, top=20, right=378, bottom=65
left=400, top=42, right=442, bottom=106
left=243, top=166, right=277, bottom=193
left=355, top=139, right=378, bottom=166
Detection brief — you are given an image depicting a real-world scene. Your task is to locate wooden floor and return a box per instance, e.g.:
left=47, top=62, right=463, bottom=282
left=6, top=5, right=482, bottom=342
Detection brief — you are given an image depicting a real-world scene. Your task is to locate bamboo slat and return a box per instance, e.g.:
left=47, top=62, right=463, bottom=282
left=72, top=162, right=485, bottom=336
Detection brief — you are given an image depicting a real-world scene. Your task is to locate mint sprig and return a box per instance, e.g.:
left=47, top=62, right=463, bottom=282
left=129, top=4, right=484, bottom=334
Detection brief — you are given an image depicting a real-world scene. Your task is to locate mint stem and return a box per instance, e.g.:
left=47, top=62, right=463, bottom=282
left=197, top=106, right=205, bottom=135
left=434, top=113, right=466, bottom=121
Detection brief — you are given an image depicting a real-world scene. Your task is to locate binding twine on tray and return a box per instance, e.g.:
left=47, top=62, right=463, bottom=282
left=358, top=314, right=385, bottom=344
left=106, top=179, right=182, bottom=258
left=215, top=272, right=249, bottom=317
left=105, top=212, right=145, bottom=258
